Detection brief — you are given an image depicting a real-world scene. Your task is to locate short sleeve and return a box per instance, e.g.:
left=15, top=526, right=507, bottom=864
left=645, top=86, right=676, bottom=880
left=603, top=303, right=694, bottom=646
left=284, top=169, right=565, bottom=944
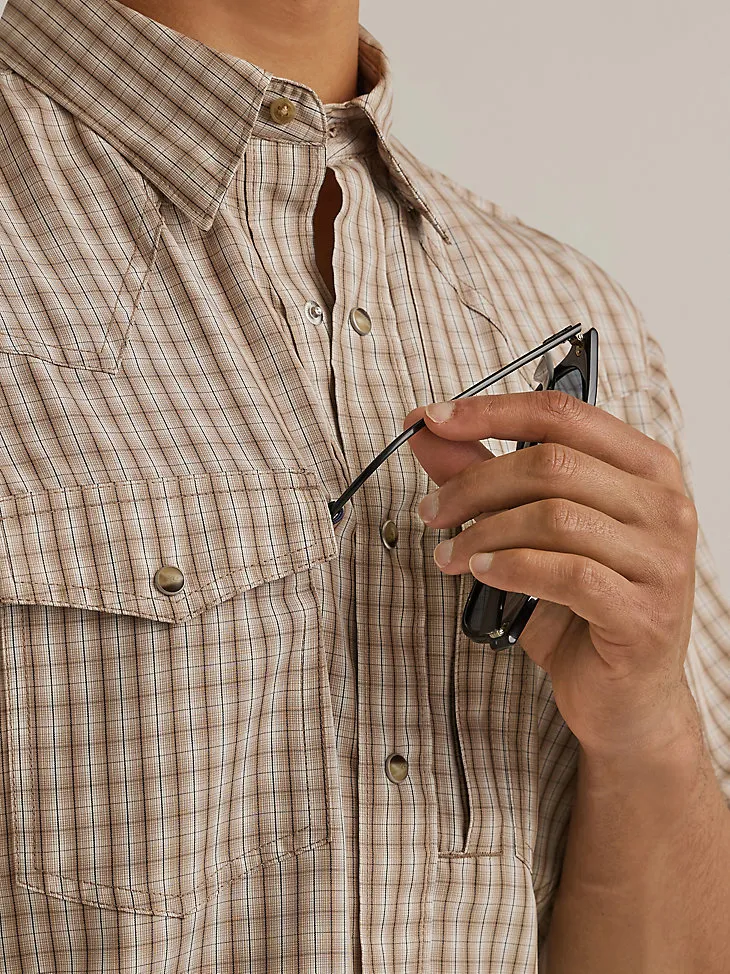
left=537, top=321, right=730, bottom=972
left=642, top=325, right=730, bottom=807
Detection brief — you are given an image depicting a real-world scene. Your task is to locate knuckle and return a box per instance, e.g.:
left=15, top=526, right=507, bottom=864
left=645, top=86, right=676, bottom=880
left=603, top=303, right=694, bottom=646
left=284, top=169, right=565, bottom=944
left=572, top=556, right=608, bottom=596
left=530, top=441, right=580, bottom=481
left=643, top=551, right=676, bottom=592
left=653, top=485, right=688, bottom=530
left=672, top=493, right=698, bottom=537
left=662, top=546, right=695, bottom=589
left=539, top=497, right=582, bottom=536
left=650, top=441, right=682, bottom=481
left=476, top=395, right=493, bottom=422
left=640, top=552, right=678, bottom=596
left=572, top=556, right=595, bottom=589
left=667, top=552, right=692, bottom=588
left=634, top=593, right=663, bottom=640
left=544, top=388, right=584, bottom=422
left=633, top=538, right=692, bottom=598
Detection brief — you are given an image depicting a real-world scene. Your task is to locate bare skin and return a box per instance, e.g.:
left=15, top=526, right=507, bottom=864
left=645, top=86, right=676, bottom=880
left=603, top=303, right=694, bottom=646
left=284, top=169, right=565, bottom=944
left=311, top=168, right=342, bottom=304
left=120, top=0, right=360, bottom=305
left=120, top=0, right=361, bottom=105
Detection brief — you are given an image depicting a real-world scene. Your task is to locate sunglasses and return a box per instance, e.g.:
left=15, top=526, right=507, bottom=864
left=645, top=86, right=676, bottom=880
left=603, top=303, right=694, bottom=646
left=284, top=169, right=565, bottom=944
left=328, top=321, right=599, bottom=650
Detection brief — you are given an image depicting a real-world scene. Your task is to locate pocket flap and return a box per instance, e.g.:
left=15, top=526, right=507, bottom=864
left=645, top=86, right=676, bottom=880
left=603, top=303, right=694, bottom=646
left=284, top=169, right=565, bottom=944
left=0, top=468, right=337, bottom=623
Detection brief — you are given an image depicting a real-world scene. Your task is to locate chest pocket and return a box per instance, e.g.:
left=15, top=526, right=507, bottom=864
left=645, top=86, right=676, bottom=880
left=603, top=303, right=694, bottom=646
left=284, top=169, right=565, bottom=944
left=0, top=128, right=162, bottom=375
left=0, top=468, right=338, bottom=917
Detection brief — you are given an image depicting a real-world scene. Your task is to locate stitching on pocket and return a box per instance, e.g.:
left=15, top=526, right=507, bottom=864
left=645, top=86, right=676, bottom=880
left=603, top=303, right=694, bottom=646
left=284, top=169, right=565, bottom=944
left=0, top=184, right=162, bottom=369
left=34, top=822, right=325, bottom=898
left=94, top=192, right=164, bottom=360
left=6, top=595, right=333, bottom=916
left=0, top=466, right=317, bottom=506
left=9, top=610, right=39, bottom=884
left=0, top=469, right=336, bottom=615
left=0, top=539, right=329, bottom=609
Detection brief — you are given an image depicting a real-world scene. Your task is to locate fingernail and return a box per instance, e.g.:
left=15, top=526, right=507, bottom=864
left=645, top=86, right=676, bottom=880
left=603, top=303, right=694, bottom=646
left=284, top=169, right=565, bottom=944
left=425, top=402, right=454, bottom=424
left=434, top=539, right=454, bottom=568
left=470, top=552, right=494, bottom=574
left=418, top=491, right=439, bottom=523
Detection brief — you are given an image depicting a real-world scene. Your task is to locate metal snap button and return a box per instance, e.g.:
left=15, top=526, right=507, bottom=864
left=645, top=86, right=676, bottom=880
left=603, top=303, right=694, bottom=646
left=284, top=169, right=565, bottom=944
left=305, top=299, right=324, bottom=324
left=348, top=307, right=372, bottom=336
left=153, top=565, right=185, bottom=595
left=385, top=753, right=409, bottom=783
left=380, top=519, right=398, bottom=549
left=269, top=97, right=296, bottom=125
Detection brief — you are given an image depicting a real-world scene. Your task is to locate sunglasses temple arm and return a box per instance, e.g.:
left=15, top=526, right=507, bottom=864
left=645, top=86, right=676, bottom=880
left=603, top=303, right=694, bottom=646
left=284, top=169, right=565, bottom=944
left=328, top=422, right=426, bottom=522
left=328, top=322, right=583, bottom=522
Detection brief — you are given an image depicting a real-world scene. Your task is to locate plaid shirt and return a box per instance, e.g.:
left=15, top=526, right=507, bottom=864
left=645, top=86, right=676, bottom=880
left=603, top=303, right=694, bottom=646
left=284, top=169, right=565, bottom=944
left=0, top=0, right=727, bottom=971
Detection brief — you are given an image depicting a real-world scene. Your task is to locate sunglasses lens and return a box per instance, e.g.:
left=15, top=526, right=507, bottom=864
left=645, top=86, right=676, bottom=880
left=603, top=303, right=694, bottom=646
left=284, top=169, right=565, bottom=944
left=463, top=332, right=596, bottom=648
left=463, top=583, right=531, bottom=644
left=501, top=590, right=529, bottom=630
left=551, top=366, right=585, bottom=399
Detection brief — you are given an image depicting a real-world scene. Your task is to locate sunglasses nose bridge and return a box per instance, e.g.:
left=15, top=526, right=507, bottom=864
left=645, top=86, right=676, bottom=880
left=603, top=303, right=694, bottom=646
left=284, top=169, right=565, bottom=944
left=532, top=350, right=555, bottom=389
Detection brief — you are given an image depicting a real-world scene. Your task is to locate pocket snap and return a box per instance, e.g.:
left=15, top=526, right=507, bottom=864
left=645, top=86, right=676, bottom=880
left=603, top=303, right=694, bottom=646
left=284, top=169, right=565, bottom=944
left=0, top=468, right=338, bottom=916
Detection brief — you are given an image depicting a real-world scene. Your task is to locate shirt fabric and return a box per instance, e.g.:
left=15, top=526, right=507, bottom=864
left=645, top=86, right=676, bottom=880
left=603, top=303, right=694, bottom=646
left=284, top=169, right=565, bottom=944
left=0, top=0, right=727, bottom=971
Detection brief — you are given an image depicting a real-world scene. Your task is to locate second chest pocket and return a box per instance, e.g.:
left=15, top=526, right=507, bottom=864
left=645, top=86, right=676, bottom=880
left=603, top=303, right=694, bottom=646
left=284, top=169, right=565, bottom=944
left=0, top=131, right=162, bottom=375
left=0, top=468, right=338, bottom=917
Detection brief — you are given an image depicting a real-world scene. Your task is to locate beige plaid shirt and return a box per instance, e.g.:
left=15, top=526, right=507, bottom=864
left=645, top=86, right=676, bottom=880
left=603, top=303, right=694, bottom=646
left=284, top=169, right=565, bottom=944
left=0, top=0, right=727, bottom=971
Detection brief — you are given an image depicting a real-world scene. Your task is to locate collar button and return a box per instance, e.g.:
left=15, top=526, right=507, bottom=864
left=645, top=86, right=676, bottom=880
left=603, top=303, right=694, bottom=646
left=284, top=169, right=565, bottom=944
left=269, top=97, right=296, bottom=125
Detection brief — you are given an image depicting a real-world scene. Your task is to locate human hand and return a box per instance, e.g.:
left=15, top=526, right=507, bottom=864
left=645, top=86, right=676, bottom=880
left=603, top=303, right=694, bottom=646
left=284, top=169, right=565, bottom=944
left=403, top=390, right=700, bottom=758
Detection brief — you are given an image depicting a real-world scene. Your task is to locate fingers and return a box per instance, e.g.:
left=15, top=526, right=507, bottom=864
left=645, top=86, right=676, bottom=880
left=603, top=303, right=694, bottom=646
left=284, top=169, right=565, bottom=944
left=421, top=391, right=684, bottom=489
left=465, top=544, right=647, bottom=655
left=402, top=404, right=495, bottom=488
left=432, top=500, right=667, bottom=587
left=418, top=441, right=683, bottom=530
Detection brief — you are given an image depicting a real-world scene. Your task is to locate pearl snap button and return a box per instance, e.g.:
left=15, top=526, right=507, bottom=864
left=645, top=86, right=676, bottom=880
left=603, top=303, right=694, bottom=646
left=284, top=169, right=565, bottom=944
left=269, top=97, right=296, bottom=125
left=348, top=307, right=372, bottom=336
left=305, top=299, right=324, bottom=324
left=153, top=565, right=185, bottom=595
left=380, top=519, right=398, bottom=549
left=385, top=753, right=409, bottom=783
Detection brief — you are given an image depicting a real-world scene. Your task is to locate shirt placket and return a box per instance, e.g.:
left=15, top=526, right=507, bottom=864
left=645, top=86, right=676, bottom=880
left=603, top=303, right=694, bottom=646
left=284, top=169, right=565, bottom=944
left=323, top=139, right=438, bottom=974
left=232, top=85, right=442, bottom=973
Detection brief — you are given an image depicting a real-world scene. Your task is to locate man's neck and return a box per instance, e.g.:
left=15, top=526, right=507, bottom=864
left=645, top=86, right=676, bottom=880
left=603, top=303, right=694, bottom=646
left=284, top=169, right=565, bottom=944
left=119, top=0, right=362, bottom=105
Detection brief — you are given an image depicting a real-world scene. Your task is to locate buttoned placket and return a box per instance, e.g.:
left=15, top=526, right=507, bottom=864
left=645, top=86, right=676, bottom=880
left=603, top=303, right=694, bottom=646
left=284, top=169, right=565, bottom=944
left=259, top=80, right=439, bottom=972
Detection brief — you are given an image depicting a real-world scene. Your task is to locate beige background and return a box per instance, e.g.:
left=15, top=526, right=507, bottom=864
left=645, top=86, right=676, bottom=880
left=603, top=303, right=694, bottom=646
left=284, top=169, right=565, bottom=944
left=363, top=0, right=730, bottom=598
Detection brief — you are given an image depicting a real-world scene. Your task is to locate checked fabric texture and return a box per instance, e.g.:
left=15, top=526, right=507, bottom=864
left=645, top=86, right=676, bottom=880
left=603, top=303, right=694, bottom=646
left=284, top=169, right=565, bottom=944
left=0, top=0, right=727, bottom=970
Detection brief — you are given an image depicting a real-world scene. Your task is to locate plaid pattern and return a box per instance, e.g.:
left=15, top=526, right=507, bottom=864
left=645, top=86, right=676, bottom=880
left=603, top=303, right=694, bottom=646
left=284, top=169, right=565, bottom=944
left=0, top=0, right=727, bottom=971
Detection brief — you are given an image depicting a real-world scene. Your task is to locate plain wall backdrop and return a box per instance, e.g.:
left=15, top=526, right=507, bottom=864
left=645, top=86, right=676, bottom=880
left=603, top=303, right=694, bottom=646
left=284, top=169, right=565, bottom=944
left=362, top=0, right=730, bottom=600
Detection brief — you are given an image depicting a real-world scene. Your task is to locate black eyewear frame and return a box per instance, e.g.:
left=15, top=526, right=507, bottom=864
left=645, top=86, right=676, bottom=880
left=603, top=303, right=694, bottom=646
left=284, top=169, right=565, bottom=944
left=460, top=324, right=598, bottom=648
left=327, top=322, right=599, bottom=650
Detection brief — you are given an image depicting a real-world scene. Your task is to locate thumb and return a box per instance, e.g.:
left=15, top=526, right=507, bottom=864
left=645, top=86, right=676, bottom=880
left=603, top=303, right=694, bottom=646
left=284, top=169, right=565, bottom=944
left=402, top=406, right=494, bottom=488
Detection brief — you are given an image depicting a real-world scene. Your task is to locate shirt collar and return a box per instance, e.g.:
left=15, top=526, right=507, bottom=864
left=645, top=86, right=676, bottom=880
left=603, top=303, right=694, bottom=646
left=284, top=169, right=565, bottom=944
left=0, top=0, right=452, bottom=243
